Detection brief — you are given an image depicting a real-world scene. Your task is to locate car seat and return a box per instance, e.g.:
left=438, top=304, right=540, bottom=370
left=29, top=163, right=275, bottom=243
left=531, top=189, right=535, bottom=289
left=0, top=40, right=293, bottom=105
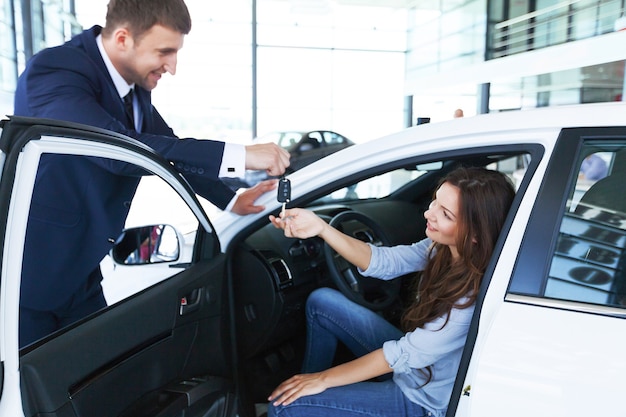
left=576, top=150, right=626, bottom=215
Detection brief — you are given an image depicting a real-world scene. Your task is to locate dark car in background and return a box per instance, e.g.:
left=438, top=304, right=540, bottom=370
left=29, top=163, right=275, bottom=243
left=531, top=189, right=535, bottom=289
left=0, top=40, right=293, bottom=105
left=258, top=130, right=354, bottom=172
left=225, top=130, right=354, bottom=189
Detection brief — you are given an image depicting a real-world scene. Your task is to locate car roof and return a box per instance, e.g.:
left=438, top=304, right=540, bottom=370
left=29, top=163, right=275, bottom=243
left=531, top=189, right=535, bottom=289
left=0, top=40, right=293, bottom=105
left=215, top=102, right=626, bottom=247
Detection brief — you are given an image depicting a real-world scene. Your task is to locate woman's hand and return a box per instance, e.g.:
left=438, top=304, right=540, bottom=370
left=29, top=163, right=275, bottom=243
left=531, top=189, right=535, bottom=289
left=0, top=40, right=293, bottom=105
left=268, top=372, right=328, bottom=406
left=269, top=208, right=328, bottom=239
left=270, top=207, right=373, bottom=270
left=268, top=350, right=391, bottom=407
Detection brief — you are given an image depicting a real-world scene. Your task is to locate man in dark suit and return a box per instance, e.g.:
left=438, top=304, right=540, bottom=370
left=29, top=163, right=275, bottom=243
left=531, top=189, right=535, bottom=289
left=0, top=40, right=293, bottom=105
left=13, top=0, right=290, bottom=347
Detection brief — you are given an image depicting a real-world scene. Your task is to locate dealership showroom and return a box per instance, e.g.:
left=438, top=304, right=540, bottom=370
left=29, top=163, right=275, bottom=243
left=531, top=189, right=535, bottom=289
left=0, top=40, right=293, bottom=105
left=1, top=0, right=626, bottom=145
left=2, top=2, right=626, bottom=417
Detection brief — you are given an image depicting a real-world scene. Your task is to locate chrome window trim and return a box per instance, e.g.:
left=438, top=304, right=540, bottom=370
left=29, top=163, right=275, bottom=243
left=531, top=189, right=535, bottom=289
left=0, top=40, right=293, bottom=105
left=506, top=293, right=626, bottom=319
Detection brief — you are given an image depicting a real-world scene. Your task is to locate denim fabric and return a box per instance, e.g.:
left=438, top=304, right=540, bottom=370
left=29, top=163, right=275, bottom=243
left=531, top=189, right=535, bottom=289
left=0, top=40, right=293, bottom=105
left=267, top=288, right=427, bottom=416
left=268, top=380, right=428, bottom=417
left=301, top=287, right=404, bottom=373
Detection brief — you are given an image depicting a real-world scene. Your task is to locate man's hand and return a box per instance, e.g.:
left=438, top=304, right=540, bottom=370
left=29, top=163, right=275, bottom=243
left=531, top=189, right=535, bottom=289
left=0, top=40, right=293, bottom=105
left=245, top=143, right=290, bottom=176
left=231, top=179, right=278, bottom=215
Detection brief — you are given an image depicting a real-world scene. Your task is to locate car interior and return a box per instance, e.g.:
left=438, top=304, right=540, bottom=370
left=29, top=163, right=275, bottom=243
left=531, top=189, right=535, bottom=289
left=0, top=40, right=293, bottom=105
left=227, top=150, right=531, bottom=415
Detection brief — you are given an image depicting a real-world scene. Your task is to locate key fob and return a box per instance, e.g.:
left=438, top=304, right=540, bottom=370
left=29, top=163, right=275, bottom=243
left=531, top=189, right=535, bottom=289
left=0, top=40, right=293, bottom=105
left=278, top=177, right=291, bottom=203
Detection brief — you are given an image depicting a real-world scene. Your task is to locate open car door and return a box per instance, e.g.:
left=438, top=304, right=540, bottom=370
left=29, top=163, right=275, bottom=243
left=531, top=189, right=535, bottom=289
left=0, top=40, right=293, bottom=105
left=0, top=117, right=237, bottom=417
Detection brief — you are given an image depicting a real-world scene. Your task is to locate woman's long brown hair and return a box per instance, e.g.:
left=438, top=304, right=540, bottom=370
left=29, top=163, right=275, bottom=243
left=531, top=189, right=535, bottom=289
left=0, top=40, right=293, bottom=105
left=401, top=166, right=515, bottom=332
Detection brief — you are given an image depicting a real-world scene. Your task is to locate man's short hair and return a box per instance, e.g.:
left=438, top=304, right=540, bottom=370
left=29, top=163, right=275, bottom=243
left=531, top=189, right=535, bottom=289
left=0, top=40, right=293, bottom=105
left=102, top=0, right=192, bottom=40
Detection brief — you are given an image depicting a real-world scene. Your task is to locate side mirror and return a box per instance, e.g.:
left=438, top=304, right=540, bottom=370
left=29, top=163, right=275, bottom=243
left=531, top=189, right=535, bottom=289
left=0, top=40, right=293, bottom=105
left=110, top=224, right=180, bottom=265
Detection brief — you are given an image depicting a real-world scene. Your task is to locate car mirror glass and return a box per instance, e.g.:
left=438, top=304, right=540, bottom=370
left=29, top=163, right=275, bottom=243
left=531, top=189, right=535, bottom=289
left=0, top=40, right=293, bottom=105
left=110, top=224, right=180, bottom=265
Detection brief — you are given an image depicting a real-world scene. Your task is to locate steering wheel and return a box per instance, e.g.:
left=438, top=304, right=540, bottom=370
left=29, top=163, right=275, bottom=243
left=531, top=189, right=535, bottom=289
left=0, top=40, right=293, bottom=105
left=323, top=210, right=402, bottom=310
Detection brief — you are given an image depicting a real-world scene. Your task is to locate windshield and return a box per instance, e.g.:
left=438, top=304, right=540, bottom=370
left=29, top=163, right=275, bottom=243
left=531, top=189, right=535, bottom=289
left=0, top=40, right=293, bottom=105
left=313, top=154, right=528, bottom=204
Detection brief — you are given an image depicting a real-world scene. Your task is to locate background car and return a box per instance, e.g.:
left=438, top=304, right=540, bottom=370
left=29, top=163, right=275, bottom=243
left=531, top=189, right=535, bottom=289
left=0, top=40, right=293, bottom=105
left=224, top=130, right=354, bottom=189
left=1, top=103, right=626, bottom=417
left=256, top=130, right=354, bottom=171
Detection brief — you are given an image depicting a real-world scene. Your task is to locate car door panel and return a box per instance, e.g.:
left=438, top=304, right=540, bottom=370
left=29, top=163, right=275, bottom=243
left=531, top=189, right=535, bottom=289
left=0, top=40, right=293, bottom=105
left=20, top=242, right=232, bottom=417
left=468, top=300, right=626, bottom=417
left=0, top=118, right=235, bottom=417
left=454, top=128, right=626, bottom=416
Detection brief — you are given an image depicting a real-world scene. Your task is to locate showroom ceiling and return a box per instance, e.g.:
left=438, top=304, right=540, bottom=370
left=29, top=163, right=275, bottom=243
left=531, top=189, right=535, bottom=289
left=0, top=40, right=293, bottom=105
left=335, top=0, right=421, bottom=7
left=287, top=0, right=430, bottom=10
left=287, top=0, right=464, bottom=11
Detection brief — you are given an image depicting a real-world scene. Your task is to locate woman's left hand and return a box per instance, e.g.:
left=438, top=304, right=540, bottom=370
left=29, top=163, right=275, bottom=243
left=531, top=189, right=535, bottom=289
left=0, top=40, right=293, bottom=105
left=268, top=372, right=328, bottom=406
left=268, top=350, right=391, bottom=407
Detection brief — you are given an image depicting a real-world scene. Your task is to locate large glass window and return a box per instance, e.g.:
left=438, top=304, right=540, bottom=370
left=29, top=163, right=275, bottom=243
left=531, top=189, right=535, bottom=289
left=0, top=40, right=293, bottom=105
left=0, top=0, right=16, bottom=116
left=490, top=0, right=624, bottom=59
left=407, top=0, right=487, bottom=78
left=489, top=60, right=625, bottom=111
left=407, top=0, right=487, bottom=121
left=148, top=0, right=254, bottom=144
left=256, top=0, right=407, bottom=143
left=75, top=1, right=406, bottom=145
left=256, top=46, right=405, bottom=142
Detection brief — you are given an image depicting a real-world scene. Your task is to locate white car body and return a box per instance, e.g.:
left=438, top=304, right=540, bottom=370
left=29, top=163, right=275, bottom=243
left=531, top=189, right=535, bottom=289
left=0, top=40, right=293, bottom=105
left=1, top=103, right=625, bottom=417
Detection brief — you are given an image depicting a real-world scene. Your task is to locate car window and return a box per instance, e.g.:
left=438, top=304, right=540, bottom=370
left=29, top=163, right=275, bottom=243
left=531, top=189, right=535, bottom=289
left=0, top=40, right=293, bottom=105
left=318, top=169, right=424, bottom=201
left=315, top=154, right=527, bottom=202
left=20, top=151, right=201, bottom=345
left=544, top=144, right=626, bottom=308
left=100, top=175, right=199, bottom=305
left=323, top=132, right=346, bottom=145
left=300, top=132, right=323, bottom=150
left=278, top=132, right=302, bottom=149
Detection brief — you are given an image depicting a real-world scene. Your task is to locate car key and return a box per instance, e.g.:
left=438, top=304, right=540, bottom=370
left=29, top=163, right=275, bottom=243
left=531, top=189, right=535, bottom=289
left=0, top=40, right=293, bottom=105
left=278, top=176, right=291, bottom=217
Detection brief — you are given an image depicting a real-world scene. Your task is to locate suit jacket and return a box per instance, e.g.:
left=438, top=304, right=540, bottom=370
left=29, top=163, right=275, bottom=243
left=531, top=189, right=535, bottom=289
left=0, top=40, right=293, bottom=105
left=14, top=26, right=236, bottom=310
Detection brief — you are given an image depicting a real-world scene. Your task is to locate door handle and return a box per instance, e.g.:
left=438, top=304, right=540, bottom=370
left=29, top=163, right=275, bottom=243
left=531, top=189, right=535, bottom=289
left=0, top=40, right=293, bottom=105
left=179, top=288, right=204, bottom=316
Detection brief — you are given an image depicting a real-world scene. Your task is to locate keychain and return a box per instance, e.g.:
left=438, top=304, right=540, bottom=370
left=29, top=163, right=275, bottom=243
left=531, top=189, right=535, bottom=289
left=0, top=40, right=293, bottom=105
left=277, top=176, right=291, bottom=218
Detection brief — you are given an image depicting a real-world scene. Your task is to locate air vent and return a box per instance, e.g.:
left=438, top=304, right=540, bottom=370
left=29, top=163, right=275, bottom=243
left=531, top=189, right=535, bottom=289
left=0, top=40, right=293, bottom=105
left=269, top=257, right=293, bottom=290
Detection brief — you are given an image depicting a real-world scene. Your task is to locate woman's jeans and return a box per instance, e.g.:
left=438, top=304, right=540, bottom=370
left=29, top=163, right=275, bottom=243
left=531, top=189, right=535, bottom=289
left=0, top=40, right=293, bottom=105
left=268, top=380, right=428, bottom=417
left=268, top=288, right=427, bottom=417
left=302, top=287, right=403, bottom=373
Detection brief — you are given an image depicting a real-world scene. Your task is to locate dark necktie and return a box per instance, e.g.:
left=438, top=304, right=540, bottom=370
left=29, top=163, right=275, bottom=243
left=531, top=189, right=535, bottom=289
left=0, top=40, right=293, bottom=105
left=123, top=89, right=134, bottom=128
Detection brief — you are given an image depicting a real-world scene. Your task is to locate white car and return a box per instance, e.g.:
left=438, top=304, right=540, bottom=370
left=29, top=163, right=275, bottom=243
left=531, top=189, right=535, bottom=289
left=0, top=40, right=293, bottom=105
left=1, top=103, right=625, bottom=417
